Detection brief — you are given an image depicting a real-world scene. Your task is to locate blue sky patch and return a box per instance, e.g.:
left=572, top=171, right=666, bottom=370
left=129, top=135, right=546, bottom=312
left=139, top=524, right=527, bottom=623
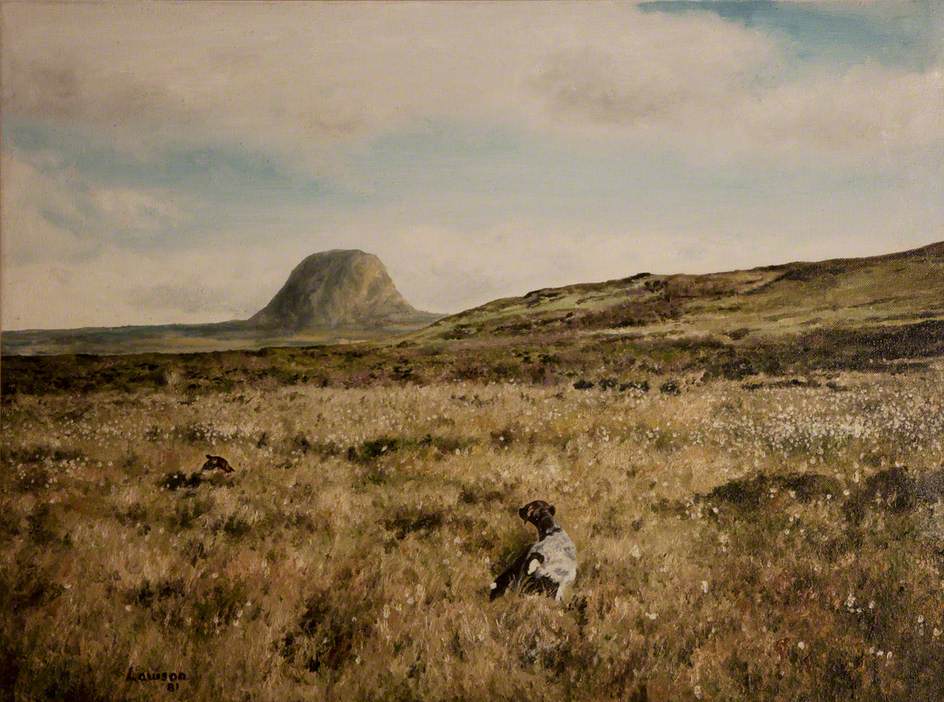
left=639, top=0, right=941, bottom=71
left=5, top=118, right=349, bottom=206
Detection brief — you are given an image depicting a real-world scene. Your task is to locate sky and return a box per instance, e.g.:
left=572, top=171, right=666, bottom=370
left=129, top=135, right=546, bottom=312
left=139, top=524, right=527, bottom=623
left=2, top=1, right=942, bottom=330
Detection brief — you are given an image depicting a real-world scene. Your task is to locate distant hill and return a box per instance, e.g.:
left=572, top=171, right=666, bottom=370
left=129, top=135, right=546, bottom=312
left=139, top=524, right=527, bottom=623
left=249, top=250, right=438, bottom=331
left=413, top=240, right=944, bottom=345
left=3, top=241, right=942, bottom=391
left=3, top=241, right=942, bottom=361
left=1, top=250, right=440, bottom=355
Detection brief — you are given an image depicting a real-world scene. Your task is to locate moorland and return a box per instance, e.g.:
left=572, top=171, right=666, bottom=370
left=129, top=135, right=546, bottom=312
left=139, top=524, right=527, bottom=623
left=2, top=242, right=943, bottom=701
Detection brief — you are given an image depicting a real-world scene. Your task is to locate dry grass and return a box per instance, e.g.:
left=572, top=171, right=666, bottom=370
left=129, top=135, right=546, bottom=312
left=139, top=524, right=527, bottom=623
left=2, top=366, right=944, bottom=701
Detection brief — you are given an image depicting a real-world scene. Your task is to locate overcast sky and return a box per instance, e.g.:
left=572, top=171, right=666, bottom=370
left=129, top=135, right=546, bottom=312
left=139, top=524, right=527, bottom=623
left=2, top=1, right=942, bottom=330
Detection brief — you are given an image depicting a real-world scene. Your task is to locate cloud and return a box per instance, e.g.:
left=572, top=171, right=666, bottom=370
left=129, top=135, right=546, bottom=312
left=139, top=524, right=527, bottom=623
left=1, top=148, right=197, bottom=271
left=529, top=43, right=942, bottom=162
left=529, top=11, right=777, bottom=127
left=5, top=1, right=939, bottom=164
left=741, top=63, right=944, bottom=152
left=1, top=152, right=93, bottom=264
left=88, top=186, right=184, bottom=235
left=2, top=245, right=281, bottom=330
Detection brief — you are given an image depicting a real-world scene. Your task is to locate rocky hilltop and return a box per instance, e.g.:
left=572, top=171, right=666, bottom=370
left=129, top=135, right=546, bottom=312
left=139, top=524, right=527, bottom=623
left=249, top=250, right=438, bottom=331
left=1, top=249, right=441, bottom=354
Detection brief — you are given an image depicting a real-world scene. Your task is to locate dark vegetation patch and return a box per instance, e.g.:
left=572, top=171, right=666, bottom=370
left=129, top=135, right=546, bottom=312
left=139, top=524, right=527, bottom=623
left=11, top=464, right=52, bottom=494
left=577, top=297, right=683, bottom=329
left=1, top=445, right=87, bottom=493
left=620, top=379, right=650, bottom=393
left=391, top=362, right=416, bottom=381
left=174, top=422, right=214, bottom=444
left=1, top=555, right=65, bottom=615
left=346, top=434, right=475, bottom=464
left=490, top=425, right=519, bottom=448
left=346, top=437, right=402, bottom=463
left=15, top=658, right=111, bottom=702
left=597, top=377, right=618, bottom=390
left=190, top=579, right=249, bottom=638
left=573, top=377, right=650, bottom=392
left=159, top=471, right=204, bottom=491
left=523, top=288, right=565, bottom=308
left=0, top=507, right=21, bottom=539
left=288, top=434, right=343, bottom=458
left=215, top=514, right=253, bottom=538
left=701, top=472, right=841, bottom=513
left=128, top=578, right=187, bottom=609
left=458, top=485, right=506, bottom=505
left=168, top=496, right=215, bottom=530
left=2, top=318, right=943, bottom=397
left=419, top=433, right=474, bottom=455
left=789, top=320, right=944, bottom=371
left=382, top=507, right=446, bottom=540
left=659, top=379, right=680, bottom=395
left=280, top=572, right=376, bottom=673
left=115, top=502, right=148, bottom=527
left=26, top=504, right=66, bottom=546
left=844, top=467, right=944, bottom=524
left=700, top=466, right=944, bottom=526
left=126, top=578, right=188, bottom=628
left=743, top=378, right=821, bottom=391
left=0, top=354, right=169, bottom=395
left=1, top=445, right=84, bottom=465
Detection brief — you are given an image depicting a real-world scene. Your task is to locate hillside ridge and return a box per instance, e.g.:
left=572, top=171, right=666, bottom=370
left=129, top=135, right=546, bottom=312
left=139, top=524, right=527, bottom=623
left=415, top=239, right=944, bottom=342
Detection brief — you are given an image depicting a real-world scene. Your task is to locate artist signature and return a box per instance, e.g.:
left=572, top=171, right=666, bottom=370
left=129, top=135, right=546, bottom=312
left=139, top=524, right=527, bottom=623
left=126, top=666, right=188, bottom=692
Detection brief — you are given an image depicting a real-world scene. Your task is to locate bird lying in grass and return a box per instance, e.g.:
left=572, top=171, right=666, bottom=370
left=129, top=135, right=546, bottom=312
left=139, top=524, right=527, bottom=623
left=490, top=500, right=576, bottom=602
left=201, top=454, right=235, bottom=473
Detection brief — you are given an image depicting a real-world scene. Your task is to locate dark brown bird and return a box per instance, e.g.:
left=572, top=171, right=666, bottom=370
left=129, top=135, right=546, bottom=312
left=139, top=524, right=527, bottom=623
left=201, top=454, right=235, bottom=473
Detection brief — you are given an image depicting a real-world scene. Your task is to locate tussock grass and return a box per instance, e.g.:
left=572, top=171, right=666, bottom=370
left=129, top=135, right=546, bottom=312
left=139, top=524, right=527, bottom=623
left=2, top=366, right=943, bottom=700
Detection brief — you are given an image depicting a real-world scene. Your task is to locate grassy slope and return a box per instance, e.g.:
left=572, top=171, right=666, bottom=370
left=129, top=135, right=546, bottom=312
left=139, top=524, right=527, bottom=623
left=415, top=241, right=944, bottom=343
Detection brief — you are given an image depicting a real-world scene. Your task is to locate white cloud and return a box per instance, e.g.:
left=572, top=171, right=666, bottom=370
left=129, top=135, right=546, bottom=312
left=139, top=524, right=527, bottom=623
left=4, top=1, right=938, bottom=163
left=2, top=245, right=282, bottom=330
left=88, top=186, right=183, bottom=234
left=735, top=63, right=944, bottom=156
left=1, top=149, right=195, bottom=270
left=1, top=152, right=93, bottom=264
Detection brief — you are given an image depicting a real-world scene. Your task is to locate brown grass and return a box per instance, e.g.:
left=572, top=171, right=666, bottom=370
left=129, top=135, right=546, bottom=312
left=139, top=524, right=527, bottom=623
left=2, top=364, right=943, bottom=701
